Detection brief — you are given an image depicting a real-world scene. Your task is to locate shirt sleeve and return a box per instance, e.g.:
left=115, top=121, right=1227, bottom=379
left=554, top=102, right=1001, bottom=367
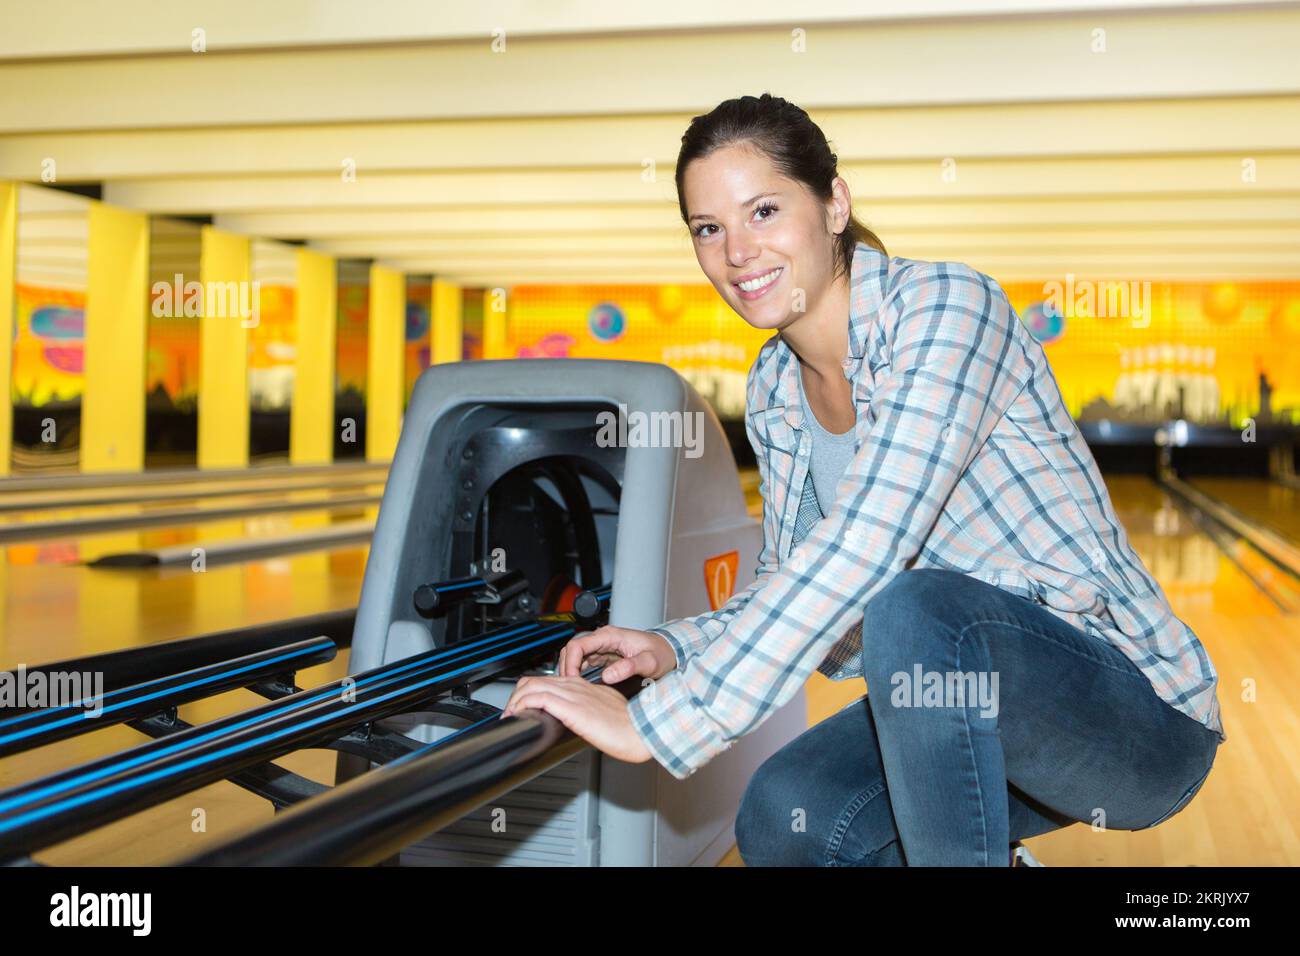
left=643, top=363, right=780, bottom=667
left=628, top=262, right=1032, bottom=779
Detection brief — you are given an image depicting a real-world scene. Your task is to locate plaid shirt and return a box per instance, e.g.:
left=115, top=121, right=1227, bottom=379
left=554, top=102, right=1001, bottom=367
left=629, top=242, right=1226, bottom=780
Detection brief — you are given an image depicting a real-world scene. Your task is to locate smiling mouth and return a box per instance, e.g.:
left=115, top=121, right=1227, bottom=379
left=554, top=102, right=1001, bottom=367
left=734, top=267, right=783, bottom=294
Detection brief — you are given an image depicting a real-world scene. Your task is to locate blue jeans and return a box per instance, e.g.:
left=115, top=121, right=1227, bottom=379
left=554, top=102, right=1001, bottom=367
left=735, top=568, right=1222, bottom=866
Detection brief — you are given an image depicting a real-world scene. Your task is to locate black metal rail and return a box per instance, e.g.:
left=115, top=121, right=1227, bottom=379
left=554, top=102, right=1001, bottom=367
left=0, top=637, right=336, bottom=758
left=1, top=608, right=356, bottom=713
left=0, top=619, right=575, bottom=860
left=180, top=668, right=623, bottom=866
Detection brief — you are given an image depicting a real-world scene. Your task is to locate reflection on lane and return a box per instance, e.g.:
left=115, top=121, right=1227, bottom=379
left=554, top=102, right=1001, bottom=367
left=1108, top=475, right=1283, bottom=616
left=1187, top=477, right=1300, bottom=542
left=0, top=542, right=368, bottom=670
left=2, top=500, right=382, bottom=566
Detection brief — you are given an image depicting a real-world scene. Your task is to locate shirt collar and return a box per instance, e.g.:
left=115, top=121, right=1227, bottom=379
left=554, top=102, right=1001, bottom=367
left=747, top=241, right=889, bottom=425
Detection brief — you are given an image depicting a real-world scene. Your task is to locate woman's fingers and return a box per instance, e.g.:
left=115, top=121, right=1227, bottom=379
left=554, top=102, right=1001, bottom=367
left=502, top=675, right=588, bottom=720
left=601, top=649, right=656, bottom=683
left=498, top=677, right=654, bottom=764
left=558, top=629, right=623, bottom=676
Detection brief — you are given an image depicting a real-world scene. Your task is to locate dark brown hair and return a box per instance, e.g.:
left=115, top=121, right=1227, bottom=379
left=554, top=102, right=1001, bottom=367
left=674, top=92, right=887, bottom=281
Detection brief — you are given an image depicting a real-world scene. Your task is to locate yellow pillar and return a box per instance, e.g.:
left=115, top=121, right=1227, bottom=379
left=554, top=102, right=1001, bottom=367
left=483, top=288, right=508, bottom=360
left=366, top=264, right=404, bottom=462
left=431, top=278, right=463, bottom=365
left=83, top=201, right=149, bottom=473
left=0, top=182, right=15, bottom=477
left=290, top=248, right=337, bottom=465
left=198, top=226, right=251, bottom=469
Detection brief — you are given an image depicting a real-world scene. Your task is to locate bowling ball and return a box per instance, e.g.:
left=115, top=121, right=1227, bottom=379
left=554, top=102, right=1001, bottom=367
left=588, top=302, right=626, bottom=342
left=1021, top=301, right=1065, bottom=345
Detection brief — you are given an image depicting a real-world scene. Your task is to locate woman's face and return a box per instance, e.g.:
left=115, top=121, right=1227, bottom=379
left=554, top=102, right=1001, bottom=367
left=682, top=143, right=847, bottom=333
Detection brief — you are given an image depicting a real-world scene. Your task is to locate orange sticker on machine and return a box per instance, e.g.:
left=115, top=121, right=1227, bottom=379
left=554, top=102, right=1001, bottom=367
left=704, top=551, right=739, bottom=610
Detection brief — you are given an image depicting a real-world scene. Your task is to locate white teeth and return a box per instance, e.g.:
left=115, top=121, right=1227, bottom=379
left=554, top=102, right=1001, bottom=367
left=738, top=268, right=781, bottom=292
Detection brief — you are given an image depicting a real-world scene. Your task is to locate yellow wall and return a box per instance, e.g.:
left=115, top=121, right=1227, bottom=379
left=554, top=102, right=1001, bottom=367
left=290, top=248, right=337, bottom=464
left=365, top=264, right=405, bottom=461
left=483, top=288, right=508, bottom=360
left=82, top=201, right=149, bottom=472
left=198, top=227, right=251, bottom=468
left=432, top=278, right=463, bottom=365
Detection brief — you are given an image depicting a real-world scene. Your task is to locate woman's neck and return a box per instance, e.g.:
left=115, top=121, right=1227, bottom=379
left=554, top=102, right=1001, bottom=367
left=778, top=268, right=852, bottom=383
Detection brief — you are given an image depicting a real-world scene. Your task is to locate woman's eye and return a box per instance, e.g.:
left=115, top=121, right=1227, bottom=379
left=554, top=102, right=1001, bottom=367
left=694, top=205, right=774, bottom=238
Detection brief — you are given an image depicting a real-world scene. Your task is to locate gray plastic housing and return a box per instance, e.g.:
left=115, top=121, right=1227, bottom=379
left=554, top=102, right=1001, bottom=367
left=350, top=358, right=805, bottom=866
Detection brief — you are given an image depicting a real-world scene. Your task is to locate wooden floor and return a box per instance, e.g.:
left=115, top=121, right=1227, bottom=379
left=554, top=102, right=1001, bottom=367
left=2, top=473, right=1296, bottom=865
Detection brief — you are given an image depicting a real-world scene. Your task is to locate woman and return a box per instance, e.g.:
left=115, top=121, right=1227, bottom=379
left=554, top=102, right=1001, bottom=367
left=502, top=93, right=1226, bottom=866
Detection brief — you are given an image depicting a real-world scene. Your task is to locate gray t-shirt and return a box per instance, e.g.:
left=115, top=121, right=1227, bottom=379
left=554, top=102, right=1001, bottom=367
left=797, top=362, right=858, bottom=515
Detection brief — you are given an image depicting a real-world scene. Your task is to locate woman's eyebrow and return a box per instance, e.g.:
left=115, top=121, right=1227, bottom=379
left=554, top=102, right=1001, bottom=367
left=688, top=191, right=781, bottom=223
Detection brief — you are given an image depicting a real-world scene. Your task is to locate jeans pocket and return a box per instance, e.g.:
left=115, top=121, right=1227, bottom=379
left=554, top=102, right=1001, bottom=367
left=1139, top=759, right=1214, bottom=830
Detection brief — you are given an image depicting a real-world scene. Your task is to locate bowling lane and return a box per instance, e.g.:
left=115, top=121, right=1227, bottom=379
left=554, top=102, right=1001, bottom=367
left=0, top=535, right=368, bottom=669
left=0, top=460, right=385, bottom=494
left=1104, top=475, right=1285, bottom=616
left=3, top=499, right=379, bottom=567
left=0, top=491, right=382, bottom=864
left=1186, top=477, right=1300, bottom=543
left=1, top=525, right=367, bottom=864
left=0, top=480, right=386, bottom=544
left=0, top=468, right=386, bottom=514
left=738, top=470, right=1283, bottom=617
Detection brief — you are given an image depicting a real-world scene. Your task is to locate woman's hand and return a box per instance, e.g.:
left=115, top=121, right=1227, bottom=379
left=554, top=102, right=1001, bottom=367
left=500, top=675, right=654, bottom=764
left=556, top=625, right=678, bottom=683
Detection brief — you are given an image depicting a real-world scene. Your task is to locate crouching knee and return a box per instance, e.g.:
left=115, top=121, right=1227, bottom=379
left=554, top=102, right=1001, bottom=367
left=734, top=754, right=823, bottom=866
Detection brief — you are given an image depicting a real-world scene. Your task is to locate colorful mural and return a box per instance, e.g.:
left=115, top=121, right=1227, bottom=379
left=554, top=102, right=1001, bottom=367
left=12, top=284, right=84, bottom=406
left=247, top=283, right=296, bottom=412
left=507, top=283, right=768, bottom=418
left=1001, top=280, right=1300, bottom=427
left=507, top=278, right=1300, bottom=427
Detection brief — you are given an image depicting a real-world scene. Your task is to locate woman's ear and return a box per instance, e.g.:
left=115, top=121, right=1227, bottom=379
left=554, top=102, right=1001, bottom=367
left=827, top=177, right=852, bottom=234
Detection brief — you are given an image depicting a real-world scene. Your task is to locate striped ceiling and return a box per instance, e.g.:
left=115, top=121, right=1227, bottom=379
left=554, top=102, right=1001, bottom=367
left=1, top=0, right=1297, bottom=285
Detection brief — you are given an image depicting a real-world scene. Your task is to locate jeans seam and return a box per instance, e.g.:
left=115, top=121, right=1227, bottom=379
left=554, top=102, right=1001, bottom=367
left=954, top=615, right=1147, bottom=681
left=1138, top=756, right=1216, bottom=830
left=954, top=625, right=992, bottom=865
left=824, top=782, right=889, bottom=866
